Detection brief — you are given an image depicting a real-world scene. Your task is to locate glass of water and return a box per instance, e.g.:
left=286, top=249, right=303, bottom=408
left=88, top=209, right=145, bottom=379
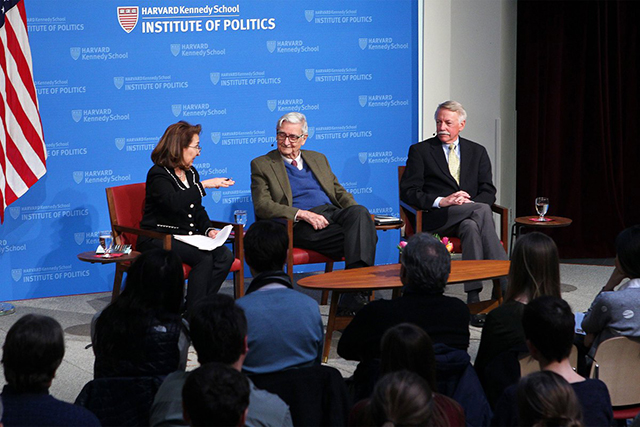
left=233, top=209, right=248, bottom=226
left=99, top=231, right=113, bottom=256
left=535, top=197, right=549, bottom=221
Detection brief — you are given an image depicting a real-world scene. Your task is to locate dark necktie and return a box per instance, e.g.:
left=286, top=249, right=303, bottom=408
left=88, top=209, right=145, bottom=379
left=291, top=160, right=298, bottom=168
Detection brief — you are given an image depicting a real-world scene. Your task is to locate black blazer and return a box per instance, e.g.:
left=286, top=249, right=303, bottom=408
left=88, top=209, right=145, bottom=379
left=140, top=165, right=213, bottom=236
left=399, top=137, right=497, bottom=231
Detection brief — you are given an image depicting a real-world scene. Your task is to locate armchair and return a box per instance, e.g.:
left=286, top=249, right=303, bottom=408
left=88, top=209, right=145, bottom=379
left=105, top=183, right=244, bottom=301
left=397, top=166, right=509, bottom=253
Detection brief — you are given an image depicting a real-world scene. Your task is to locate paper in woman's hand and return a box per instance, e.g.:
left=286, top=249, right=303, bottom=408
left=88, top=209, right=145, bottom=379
left=174, top=224, right=233, bottom=251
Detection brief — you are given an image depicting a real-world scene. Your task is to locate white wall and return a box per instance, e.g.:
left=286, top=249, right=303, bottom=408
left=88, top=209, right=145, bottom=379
left=421, top=0, right=517, bottom=220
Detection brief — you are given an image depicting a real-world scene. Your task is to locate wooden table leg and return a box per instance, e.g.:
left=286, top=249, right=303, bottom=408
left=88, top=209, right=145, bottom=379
left=322, top=290, right=361, bottom=362
left=323, top=290, right=340, bottom=363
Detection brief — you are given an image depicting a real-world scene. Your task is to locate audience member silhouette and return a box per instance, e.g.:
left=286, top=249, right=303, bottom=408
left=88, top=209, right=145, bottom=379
left=492, top=296, right=613, bottom=426
left=1, top=314, right=100, bottom=426
left=237, top=220, right=323, bottom=374
left=517, top=371, right=583, bottom=427
left=367, top=370, right=443, bottom=427
left=338, top=233, right=469, bottom=401
left=181, top=362, right=250, bottom=427
left=150, top=294, right=292, bottom=427
left=92, top=249, right=188, bottom=378
left=349, top=323, right=465, bottom=426
left=582, top=225, right=640, bottom=349
left=475, top=232, right=561, bottom=405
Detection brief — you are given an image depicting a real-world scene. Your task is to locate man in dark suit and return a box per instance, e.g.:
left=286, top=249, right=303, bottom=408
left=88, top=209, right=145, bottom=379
left=400, top=101, right=507, bottom=305
left=251, top=112, right=377, bottom=311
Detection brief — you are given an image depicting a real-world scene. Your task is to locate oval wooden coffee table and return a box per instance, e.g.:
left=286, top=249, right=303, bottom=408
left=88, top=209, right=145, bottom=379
left=298, top=259, right=510, bottom=362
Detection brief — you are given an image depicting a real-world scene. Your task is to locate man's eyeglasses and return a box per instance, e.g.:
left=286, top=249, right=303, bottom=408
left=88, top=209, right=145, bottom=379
left=276, top=132, right=305, bottom=143
left=189, top=144, right=202, bottom=152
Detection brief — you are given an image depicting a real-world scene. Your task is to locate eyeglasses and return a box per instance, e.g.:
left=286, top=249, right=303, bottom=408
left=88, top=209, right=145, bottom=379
left=276, top=132, right=305, bottom=143
left=188, top=144, right=202, bottom=152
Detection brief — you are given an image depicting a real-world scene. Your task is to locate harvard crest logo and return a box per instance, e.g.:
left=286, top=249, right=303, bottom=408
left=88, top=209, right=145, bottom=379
left=117, top=7, right=139, bottom=33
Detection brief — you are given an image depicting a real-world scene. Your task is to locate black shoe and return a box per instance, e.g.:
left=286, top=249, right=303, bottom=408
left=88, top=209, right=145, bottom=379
left=337, top=307, right=357, bottom=317
left=470, top=313, right=487, bottom=327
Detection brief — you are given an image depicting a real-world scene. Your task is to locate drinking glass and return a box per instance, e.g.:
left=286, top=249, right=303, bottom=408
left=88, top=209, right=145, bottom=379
left=535, top=197, right=549, bottom=221
left=99, top=231, right=113, bottom=256
left=234, top=209, right=248, bottom=226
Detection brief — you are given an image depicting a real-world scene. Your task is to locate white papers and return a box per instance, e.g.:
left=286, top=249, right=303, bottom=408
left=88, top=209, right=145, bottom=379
left=174, top=225, right=233, bottom=251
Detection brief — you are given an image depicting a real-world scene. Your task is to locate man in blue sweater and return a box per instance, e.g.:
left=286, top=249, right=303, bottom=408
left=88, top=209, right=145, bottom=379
left=251, top=112, right=377, bottom=312
left=251, top=112, right=377, bottom=267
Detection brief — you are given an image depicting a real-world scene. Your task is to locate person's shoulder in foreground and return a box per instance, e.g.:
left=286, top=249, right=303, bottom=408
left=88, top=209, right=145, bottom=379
left=1, top=386, right=100, bottom=427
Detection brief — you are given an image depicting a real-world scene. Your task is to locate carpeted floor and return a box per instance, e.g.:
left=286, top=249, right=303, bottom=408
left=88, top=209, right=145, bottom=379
left=0, top=263, right=614, bottom=403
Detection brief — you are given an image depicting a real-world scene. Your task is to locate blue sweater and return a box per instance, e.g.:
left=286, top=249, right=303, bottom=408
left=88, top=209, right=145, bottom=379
left=237, top=287, right=324, bottom=374
left=285, top=162, right=332, bottom=210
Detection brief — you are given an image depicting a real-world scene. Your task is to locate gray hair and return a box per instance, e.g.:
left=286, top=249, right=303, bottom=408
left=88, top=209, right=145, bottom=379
left=402, top=233, right=450, bottom=293
left=276, top=112, right=308, bottom=134
left=435, top=100, right=467, bottom=124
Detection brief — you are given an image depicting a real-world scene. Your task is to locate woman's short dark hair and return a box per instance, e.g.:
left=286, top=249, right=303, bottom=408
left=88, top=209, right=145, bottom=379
left=2, top=314, right=65, bottom=393
left=401, top=233, right=450, bottom=294
left=369, top=370, right=441, bottom=427
left=517, top=371, right=583, bottom=427
left=522, top=296, right=575, bottom=363
left=244, top=220, right=289, bottom=273
left=505, top=232, right=561, bottom=302
left=182, top=362, right=250, bottom=427
left=615, top=225, right=640, bottom=278
left=151, top=121, right=201, bottom=169
left=380, top=323, right=437, bottom=391
left=94, top=249, right=185, bottom=359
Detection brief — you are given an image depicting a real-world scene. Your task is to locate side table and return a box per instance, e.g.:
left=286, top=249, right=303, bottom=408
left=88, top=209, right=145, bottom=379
left=510, top=216, right=573, bottom=255
left=77, top=251, right=141, bottom=301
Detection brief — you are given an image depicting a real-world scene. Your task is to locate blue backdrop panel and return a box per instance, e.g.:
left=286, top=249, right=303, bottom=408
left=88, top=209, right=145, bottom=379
left=0, top=0, right=418, bottom=300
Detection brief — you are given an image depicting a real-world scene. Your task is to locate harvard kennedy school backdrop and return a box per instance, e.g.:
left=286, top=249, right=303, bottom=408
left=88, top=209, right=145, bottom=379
left=1, top=0, right=419, bottom=300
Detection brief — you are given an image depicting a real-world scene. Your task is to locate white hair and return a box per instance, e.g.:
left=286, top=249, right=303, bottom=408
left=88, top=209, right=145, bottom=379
left=435, top=100, right=467, bottom=124
left=276, top=112, right=308, bottom=134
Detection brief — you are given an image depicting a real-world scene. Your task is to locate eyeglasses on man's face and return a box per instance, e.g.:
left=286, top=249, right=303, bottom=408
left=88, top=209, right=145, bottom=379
left=276, top=131, right=305, bottom=143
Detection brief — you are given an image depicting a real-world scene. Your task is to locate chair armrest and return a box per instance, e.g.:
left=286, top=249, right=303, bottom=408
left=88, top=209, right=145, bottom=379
left=491, top=203, right=509, bottom=252
left=399, top=200, right=419, bottom=215
left=399, top=201, right=424, bottom=236
left=112, top=225, right=172, bottom=250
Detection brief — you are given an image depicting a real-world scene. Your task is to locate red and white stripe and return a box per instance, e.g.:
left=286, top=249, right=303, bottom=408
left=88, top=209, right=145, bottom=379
left=0, top=0, right=46, bottom=223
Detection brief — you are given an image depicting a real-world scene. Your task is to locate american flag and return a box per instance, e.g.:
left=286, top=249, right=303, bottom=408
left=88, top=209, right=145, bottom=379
left=0, top=0, right=46, bottom=223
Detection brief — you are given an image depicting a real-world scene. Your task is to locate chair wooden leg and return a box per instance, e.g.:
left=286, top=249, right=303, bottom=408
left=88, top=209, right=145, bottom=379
left=112, top=264, right=126, bottom=302
left=320, top=262, right=335, bottom=305
left=233, top=271, right=245, bottom=299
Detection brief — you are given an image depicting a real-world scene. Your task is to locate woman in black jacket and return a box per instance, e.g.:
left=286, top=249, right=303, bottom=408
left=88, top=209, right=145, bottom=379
left=137, top=121, right=235, bottom=312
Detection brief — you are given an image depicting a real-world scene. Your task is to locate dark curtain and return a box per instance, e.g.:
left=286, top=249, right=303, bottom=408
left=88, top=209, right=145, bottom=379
left=517, top=0, right=640, bottom=258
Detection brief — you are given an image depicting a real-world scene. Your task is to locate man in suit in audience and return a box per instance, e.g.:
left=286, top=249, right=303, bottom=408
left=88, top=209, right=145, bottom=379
left=400, top=100, right=507, bottom=309
left=251, top=111, right=377, bottom=312
left=149, top=294, right=293, bottom=427
left=338, top=233, right=470, bottom=400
